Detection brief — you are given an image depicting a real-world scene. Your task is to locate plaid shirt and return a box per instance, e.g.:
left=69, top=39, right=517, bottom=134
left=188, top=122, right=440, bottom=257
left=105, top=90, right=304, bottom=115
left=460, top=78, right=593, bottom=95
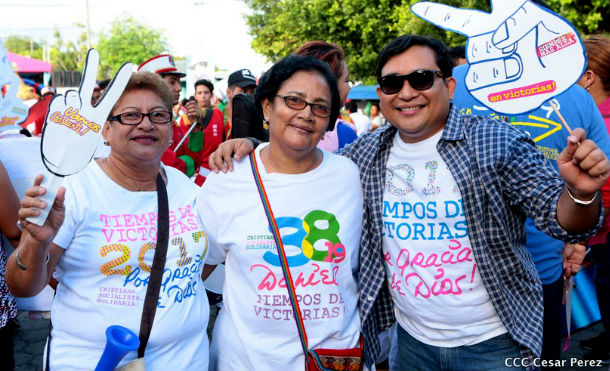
left=341, top=105, right=603, bottom=367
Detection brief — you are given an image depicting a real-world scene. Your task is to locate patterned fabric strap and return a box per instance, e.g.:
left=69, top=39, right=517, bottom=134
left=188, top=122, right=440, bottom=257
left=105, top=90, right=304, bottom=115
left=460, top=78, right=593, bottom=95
left=249, top=152, right=310, bottom=357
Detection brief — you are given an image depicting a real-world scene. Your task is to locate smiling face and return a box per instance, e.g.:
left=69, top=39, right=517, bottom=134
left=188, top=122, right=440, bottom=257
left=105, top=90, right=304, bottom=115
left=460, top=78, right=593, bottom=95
left=262, top=70, right=331, bottom=159
left=103, top=89, right=172, bottom=165
left=377, top=45, right=456, bottom=143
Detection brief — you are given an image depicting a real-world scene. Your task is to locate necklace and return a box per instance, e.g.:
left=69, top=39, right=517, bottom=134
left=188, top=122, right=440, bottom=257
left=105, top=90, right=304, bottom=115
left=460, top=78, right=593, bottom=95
left=104, top=158, right=157, bottom=192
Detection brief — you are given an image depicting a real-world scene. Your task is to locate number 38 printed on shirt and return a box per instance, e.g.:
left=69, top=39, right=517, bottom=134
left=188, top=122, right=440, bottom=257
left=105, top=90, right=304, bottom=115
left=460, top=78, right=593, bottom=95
left=263, top=210, right=346, bottom=268
left=99, top=230, right=208, bottom=276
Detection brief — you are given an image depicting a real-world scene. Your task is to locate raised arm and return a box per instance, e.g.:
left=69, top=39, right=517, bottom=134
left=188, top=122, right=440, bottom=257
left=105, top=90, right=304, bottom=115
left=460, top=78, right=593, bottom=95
left=556, top=128, right=610, bottom=233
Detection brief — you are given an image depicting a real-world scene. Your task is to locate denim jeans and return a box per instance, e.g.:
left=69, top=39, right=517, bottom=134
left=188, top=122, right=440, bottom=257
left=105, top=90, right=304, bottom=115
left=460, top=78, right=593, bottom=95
left=391, top=325, right=526, bottom=371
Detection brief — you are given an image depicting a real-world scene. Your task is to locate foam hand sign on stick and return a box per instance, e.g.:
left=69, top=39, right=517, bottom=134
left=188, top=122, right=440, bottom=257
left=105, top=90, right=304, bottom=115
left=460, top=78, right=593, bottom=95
left=411, top=0, right=586, bottom=115
left=0, top=41, right=29, bottom=131
left=27, top=49, right=133, bottom=226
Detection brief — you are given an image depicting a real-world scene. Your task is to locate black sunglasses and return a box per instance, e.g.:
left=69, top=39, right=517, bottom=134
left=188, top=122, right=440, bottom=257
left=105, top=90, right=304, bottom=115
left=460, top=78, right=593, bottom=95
left=378, top=70, right=444, bottom=95
left=108, top=111, right=172, bottom=125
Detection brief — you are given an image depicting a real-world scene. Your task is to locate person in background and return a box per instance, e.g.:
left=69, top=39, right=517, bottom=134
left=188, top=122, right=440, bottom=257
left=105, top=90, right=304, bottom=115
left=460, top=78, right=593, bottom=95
left=22, top=86, right=55, bottom=136
left=369, top=102, right=385, bottom=131
left=448, top=45, right=466, bottom=67
left=178, top=79, right=225, bottom=186
left=91, top=83, right=102, bottom=105
left=577, top=34, right=610, bottom=363
left=0, top=160, right=22, bottom=371
left=345, top=100, right=371, bottom=136
left=6, top=72, right=210, bottom=371
left=138, top=54, right=203, bottom=179
left=294, top=41, right=357, bottom=152
left=223, top=69, right=257, bottom=138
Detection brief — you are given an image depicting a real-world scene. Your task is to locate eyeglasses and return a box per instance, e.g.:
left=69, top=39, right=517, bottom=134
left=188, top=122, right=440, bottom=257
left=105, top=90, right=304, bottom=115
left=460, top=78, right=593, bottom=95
left=378, top=70, right=444, bottom=95
left=108, top=111, right=172, bottom=125
left=276, top=95, right=332, bottom=118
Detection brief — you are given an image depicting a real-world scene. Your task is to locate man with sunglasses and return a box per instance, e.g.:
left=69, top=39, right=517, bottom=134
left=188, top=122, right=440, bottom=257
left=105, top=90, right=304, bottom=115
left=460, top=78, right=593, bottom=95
left=345, top=34, right=610, bottom=371
left=208, top=34, right=609, bottom=370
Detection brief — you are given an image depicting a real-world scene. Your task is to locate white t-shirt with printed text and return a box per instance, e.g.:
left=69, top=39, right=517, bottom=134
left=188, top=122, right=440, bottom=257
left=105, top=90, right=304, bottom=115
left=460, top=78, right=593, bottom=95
left=198, top=144, right=363, bottom=371
left=382, top=130, right=506, bottom=347
left=51, top=161, right=209, bottom=371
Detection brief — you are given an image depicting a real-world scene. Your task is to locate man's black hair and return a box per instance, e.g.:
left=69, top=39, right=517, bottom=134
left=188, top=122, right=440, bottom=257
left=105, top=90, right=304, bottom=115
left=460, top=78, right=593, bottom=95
left=448, top=45, right=466, bottom=67
left=345, top=100, right=358, bottom=113
left=376, top=35, right=453, bottom=79
left=254, top=55, right=340, bottom=131
left=194, top=79, right=214, bottom=93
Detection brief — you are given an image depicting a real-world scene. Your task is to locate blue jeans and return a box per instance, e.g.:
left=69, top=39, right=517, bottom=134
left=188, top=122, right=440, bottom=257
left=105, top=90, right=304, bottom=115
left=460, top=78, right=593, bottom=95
left=391, top=325, right=526, bottom=371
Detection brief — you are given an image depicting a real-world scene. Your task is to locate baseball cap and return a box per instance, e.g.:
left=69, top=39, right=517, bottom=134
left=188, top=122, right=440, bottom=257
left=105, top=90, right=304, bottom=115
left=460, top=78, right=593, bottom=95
left=228, top=68, right=256, bottom=88
left=138, top=54, right=186, bottom=77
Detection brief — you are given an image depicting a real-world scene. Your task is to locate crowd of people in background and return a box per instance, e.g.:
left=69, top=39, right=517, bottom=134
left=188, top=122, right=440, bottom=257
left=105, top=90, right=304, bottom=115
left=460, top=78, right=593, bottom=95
left=0, top=15, right=609, bottom=371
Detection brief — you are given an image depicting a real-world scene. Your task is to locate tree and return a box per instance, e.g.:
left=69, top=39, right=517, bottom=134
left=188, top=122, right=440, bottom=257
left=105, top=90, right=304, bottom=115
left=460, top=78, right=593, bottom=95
left=244, top=0, right=609, bottom=83
left=3, top=35, right=43, bottom=60
left=96, top=15, right=168, bottom=79
left=49, top=26, right=89, bottom=72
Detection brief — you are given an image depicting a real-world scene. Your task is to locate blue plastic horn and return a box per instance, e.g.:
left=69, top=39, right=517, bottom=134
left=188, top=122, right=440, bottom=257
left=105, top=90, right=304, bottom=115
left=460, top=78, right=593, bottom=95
left=94, top=325, right=140, bottom=371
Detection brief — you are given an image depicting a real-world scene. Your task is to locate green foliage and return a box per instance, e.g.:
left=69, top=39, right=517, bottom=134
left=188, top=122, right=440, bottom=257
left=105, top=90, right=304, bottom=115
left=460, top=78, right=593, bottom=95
left=3, top=35, right=43, bottom=60
left=96, top=15, right=168, bottom=79
left=49, top=26, right=88, bottom=72
left=244, top=0, right=609, bottom=82
left=546, top=0, right=610, bottom=35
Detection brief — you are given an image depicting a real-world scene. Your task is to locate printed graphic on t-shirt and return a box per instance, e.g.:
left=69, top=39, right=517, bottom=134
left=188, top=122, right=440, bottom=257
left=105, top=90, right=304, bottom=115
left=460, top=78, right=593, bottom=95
left=383, top=160, right=480, bottom=300
left=247, top=210, right=349, bottom=322
left=96, top=204, right=207, bottom=309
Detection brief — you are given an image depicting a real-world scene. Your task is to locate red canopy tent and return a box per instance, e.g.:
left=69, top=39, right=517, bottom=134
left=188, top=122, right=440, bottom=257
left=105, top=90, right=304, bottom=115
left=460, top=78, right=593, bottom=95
left=7, top=52, right=52, bottom=73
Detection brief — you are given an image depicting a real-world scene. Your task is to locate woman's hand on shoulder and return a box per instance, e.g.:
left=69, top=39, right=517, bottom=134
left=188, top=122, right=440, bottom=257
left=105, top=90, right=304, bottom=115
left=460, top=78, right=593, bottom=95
left=209, top=138, right=255, bottom=173
left=19, top=174, right=66, bottom=246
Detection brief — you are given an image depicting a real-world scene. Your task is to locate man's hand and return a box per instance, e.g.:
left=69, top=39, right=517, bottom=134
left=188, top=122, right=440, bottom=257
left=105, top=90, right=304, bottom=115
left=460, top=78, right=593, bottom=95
left=557, top=128, right=610, bottom=200
left=208, top=138, right=254, bottom=173
left=185, top=99, right=201, bottom=128
left=563, top=243, right=586, bottom=278
left=411, top=0, right=586, bottom=114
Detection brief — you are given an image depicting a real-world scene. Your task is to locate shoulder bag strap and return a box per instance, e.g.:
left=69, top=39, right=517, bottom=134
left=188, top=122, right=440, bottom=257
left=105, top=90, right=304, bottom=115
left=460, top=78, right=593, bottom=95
left=137, top=172, right=170, bottom=358
left=200, top=107, right=213, bottom=130
left=249, top=152, right=310, bottom=358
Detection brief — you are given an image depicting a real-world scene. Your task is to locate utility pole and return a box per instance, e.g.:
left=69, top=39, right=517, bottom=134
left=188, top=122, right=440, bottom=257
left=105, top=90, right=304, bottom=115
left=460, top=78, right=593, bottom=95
left=86, top=0, right=91, bottom=49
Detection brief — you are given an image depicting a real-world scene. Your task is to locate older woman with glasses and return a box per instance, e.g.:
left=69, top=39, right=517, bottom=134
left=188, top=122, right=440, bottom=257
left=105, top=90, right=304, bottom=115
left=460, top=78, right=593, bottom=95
left=7, top=72, right=210, bottom=371
left=198, top=55, right=363, bottom=370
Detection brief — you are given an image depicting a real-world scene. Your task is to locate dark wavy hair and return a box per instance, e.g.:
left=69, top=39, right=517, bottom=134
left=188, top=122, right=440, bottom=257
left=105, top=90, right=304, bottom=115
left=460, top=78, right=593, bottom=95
left=376, top=35, right=453, bottom=80
left=254, top=55, right=340, bottom=131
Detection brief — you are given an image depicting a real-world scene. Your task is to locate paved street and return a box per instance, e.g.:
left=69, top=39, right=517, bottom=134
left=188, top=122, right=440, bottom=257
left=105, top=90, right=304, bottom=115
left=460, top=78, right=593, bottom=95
left=12, top=309, right=609, bottom=371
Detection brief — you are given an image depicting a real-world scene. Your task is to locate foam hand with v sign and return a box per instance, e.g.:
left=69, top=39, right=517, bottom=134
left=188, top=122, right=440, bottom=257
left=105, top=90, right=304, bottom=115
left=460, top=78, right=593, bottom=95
left=0, top=74, right=29, bottom=130
left=557, top=128, right=610, bottom=203
left=411, top=0, right=586, bottom=115
left=27, top=49, right=133, bottom=226
left=0, top=42, right=29, bottom=129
